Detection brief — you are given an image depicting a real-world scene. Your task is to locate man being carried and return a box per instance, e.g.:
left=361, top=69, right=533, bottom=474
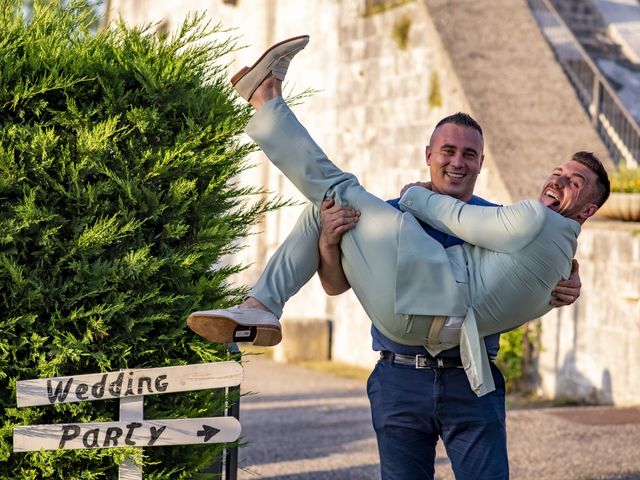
left=188, top=35, right=607, bottom=400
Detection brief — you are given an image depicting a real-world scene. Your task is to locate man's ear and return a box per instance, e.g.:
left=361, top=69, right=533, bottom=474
left=425, top=145, right=432, bottom=166
left=579, top=203, right=598, bottom=222
left=478, top=154, right=485, bottom=172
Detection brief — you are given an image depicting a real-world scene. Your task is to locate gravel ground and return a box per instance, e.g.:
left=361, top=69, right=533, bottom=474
left=236, top=355, right=640, bottom=480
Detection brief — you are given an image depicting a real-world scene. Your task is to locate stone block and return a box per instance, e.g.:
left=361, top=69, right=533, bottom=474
left=272, top=318, right=332, bottom=364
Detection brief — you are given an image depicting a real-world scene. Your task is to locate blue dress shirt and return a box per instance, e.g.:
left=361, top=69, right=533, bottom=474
left=371, top=195, right=500, bottom=358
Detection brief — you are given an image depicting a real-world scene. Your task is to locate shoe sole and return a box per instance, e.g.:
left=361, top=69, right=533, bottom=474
left=230, top=34, right=310, bottom=98
left=187, top=313, right=282, bottom=347
left=230, top=66, right=251, bottom=86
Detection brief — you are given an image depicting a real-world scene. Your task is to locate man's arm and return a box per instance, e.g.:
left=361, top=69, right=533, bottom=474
left=317, top=199, right=359, bottom=295
left=398, top=184, right=583, bottom=306
left=399, top=186, right=546, bottom=253
left=551, top=259, right=582, bottom=306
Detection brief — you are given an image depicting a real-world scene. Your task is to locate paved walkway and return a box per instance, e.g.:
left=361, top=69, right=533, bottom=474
left=237, top=355, right=640, bottom=479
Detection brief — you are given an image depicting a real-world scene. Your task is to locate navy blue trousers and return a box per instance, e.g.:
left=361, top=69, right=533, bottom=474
left=367, top=358, right=508, bottom=480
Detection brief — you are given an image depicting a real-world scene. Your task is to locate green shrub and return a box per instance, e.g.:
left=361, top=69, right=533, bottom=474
left=0, top=1, right=278, bottom=477
left=610, top=167, right=640, bottom=193
left=496, top=323, right=540, bottom=393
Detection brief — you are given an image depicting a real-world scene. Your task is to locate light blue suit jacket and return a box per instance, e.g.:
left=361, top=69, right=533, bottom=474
left=394, top=187, right=580, bottom=395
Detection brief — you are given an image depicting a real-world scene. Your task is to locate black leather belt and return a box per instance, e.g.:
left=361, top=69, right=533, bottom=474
left=380, top=351, right=463, bottom=369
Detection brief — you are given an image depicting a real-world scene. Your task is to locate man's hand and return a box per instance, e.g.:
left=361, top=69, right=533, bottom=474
left=319, top=199, right=360, bottom=247
left=317, top=199, right=359, bottom=295
left=400, top=181, right=432, bottom=198
left=550, top=259, right=582, bottom=307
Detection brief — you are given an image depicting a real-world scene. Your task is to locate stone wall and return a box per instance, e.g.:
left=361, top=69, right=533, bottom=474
left=537, top=218, right=640, bottom=406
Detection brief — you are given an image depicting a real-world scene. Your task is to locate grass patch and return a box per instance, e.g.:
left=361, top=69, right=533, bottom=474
left=506, top=391, right=592, bottom=410
left=238, top=345, right=274, bottom=359
left=297, top=360, right=371, bottom=382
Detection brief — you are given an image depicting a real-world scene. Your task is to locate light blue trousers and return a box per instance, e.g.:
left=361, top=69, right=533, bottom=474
left=247, top=97, right=442, bottom=347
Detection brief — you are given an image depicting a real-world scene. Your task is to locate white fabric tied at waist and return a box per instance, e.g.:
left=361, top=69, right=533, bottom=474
left=459, top=308, right=495, bottom=396
left=437, top=315, right=465, bottom=343
left=424, top=311, right=495, bottom=397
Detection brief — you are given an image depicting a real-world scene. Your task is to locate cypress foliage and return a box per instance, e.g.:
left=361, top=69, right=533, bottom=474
left=0, top=1, right=278, bottom=477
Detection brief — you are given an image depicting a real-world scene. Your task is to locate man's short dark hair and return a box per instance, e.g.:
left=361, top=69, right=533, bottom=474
left=572, top=151, right=610, bottom=207
left=434, top=112, right=483, bottom=138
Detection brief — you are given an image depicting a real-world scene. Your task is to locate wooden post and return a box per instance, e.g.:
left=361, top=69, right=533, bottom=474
left=225, top=343, right=241, bottom=480
left=119, top=395, right=144, bottom=480
left=225, top=383, right=240, bottom=480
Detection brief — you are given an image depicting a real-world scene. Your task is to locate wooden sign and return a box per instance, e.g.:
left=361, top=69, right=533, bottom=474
left=14, top=359, right=243, bottom=479
left=13, top=416, right=241, bottom=452
left=17, top=361, right=243, bottom=407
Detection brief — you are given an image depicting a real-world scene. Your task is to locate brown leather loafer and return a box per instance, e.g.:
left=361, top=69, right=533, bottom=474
left=231, top=35, right=310, bottom=101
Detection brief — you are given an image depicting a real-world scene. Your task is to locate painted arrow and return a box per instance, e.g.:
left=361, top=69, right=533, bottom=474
left=197, top=425, right=221, bottom=442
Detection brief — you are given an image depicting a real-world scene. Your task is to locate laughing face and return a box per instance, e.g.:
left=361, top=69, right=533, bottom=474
left=539, top=160, right=599, bottom=223
left=426, top=123, right=484, bottom=202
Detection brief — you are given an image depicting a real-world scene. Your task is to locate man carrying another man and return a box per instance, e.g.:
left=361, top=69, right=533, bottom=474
left=315, top=112, right=581, bottom=479
left=188, top=35, right=603, bottom=480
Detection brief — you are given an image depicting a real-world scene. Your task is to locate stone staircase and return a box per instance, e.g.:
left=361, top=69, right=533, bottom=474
left=550, top=0, right=640, bottom=122
left=422, top=0, right=615, bottom=201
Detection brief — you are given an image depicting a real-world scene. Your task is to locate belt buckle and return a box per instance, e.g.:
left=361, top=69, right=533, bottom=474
left=415, top=355, right=429, bottom=369
left=437, top=358, right=444, bottom=368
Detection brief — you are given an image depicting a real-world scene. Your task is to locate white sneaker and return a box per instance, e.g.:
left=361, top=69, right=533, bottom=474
left=187, top=306, right=282, bottom=346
